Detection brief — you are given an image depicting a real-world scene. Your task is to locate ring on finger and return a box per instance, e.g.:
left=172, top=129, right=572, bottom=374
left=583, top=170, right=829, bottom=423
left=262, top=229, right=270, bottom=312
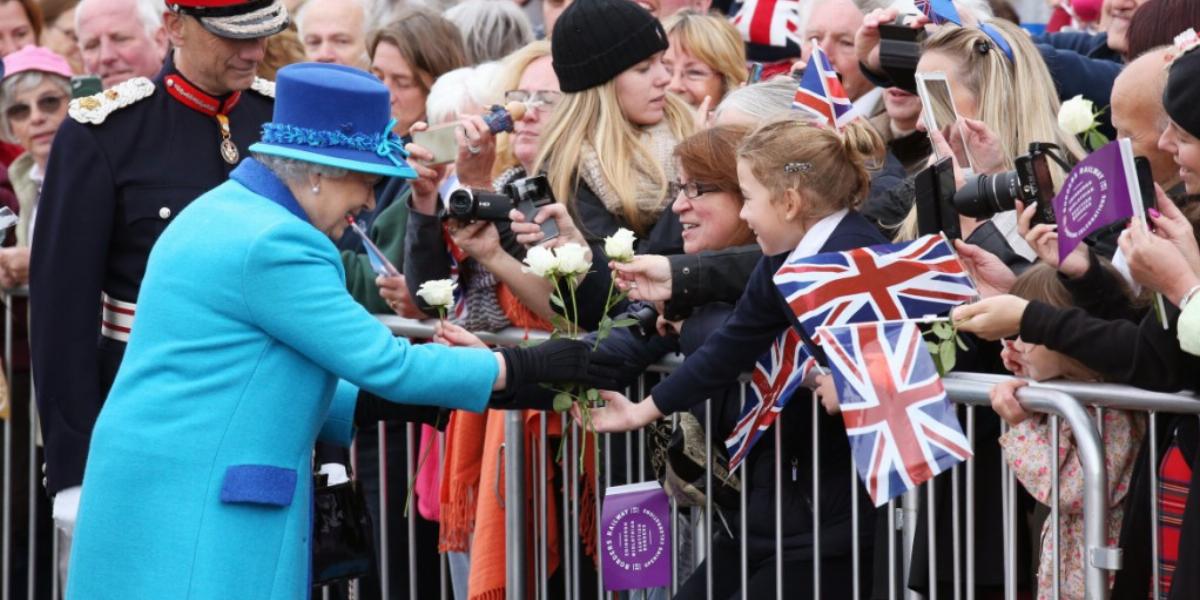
left=467, top=144, right=482, bottom=155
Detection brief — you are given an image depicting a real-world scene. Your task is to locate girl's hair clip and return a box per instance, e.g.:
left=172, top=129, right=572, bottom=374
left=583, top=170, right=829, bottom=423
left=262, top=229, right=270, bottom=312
left=1175, top=28, right=1200, bottom=57
left=784, top=161, right=812, bottom=174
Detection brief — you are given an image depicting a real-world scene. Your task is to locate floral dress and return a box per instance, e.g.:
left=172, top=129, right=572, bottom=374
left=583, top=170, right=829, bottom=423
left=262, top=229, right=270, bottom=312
left=999, top=408, right=1145, bottom=599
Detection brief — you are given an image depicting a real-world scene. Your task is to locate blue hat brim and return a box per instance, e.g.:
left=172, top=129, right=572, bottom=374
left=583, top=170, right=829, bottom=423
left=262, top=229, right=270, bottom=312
left=248, top=142, right=417, bottom=179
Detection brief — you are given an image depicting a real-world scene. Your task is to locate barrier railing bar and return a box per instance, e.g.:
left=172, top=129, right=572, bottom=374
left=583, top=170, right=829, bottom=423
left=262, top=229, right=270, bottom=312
left=25, top=398, right=36, bottom=600
left=407, top=422, right=419, bottom=599
left=704, top=399, right=713, bottom=599
left=1051, top=415, right=1061, bottom=600
left=504, top=411, right=526, bottom=600
left=944, top=379, right=1116, bottom=599
left=888, top=497, right=897, bottom=600
left=812, top=398, right=821, bottom=599
left=539, top=412, right=549, bottom=600
left=670, top=411, right=679, bottom=597
left=951, top=462, right=961, bottom=600
left=439, top=431, right=449, bottom=600
left=1150, top=411, right=1160, bottom=600
left=570, top=421, right=580, bottom=600
left=4, top=287, right=12, bottom=600
left=852, top=461, right=860, bottom=600
left=928, top=476, right=937, bottom=600
left=560, top=412, right=571, bottom=600
left=594, top=429, right=603, bottom=600
left=966, top=405, right=976, bottom=600
left=901, top=489, right=916, bottom=600
left=378, top=423, right=390, bottom=598
left=774, top=417, right=783, bottom=599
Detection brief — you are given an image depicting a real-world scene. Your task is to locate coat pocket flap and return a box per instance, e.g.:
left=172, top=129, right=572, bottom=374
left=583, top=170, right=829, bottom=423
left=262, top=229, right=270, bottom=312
left=219, top=465, right=297, bottom=507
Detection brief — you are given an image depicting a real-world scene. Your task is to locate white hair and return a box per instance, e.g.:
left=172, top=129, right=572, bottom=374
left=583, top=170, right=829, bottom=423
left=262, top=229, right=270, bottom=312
left=76, top=0, right=164, bottom=38
left=0, top=72, right=72, bottom=144
left=443, top=0, right=534, bottom=65
left=714, top=76, right=809, bottom=125
left=253, top=153, right=350, bottom=182
left=424, top=62, right=502, bottom=126
left=880, top=0, right=994, bottom=20
left=296, top=0, right=372, bottom=38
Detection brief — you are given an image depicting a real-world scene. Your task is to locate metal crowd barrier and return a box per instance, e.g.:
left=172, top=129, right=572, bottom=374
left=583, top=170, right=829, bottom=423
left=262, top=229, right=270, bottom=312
left=2, top=304, right=1198, bottom=600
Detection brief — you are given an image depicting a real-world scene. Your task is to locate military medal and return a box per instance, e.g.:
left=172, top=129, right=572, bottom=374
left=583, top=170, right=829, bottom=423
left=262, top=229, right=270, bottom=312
left=217, top=114, right=239, bottom=165
left=164, top=74, right=244, bottom=166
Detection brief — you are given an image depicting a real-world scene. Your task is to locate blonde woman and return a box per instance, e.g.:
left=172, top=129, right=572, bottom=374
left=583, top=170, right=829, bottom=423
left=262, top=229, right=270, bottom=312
left=662, top=9, right=748, bottom=108
left=879, top=21, right=1086, bottom=257
left=534, top=0, right=693, bottom=249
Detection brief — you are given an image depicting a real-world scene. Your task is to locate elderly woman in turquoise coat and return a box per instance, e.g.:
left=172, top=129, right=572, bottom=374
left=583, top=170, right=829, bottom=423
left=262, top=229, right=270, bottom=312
left=65, top=62, right=596, bottom=599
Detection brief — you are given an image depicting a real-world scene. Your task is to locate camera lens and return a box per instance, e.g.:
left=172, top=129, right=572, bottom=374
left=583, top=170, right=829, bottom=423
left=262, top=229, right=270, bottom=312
left=952, top=171, right=1022, bottom=219
left=446, top=189, right=476, bottom=219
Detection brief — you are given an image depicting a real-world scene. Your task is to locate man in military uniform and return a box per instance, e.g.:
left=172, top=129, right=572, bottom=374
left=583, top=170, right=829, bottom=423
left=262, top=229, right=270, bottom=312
left=29, top=0, right=285, bottom=558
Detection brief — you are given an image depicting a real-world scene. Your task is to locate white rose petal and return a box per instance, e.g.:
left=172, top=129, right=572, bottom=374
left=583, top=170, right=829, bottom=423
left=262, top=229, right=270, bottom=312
left=416, top=279, right=456, bottom=309
left=522, top=245, right=559, bottom=279
left=554, top=243, right=591, bottom=276
left=604, top=227, right=637, bottom=263
left=1057, top=95, right=1095, bottom=136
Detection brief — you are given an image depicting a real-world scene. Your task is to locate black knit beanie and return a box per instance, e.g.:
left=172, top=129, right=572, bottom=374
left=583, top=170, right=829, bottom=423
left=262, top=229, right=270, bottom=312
left=1165, top=48, right=1200, bottom=139
left=551, top=0, right=670, bottom=93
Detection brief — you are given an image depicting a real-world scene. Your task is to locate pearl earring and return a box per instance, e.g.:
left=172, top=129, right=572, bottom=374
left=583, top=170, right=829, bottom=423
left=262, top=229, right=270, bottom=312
left=311, top=184, right=320, bottom=194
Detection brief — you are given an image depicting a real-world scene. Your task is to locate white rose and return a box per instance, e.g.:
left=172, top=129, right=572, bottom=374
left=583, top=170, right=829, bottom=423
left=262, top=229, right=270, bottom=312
left=554, top=243, right=591, bottom=276
left=1057, top=95, right=1095, bottom=136
left=416, top=279, right=456, bottom=309
left=522, top=245, right=559, bottom=279
left=604, top=227, right=637, bottom=263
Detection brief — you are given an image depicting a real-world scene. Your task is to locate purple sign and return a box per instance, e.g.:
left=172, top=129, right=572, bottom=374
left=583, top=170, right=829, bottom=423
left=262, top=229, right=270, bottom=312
left=1053, top=138, right=1142, bottom=261
left=601, top=482, right=671, bottom=591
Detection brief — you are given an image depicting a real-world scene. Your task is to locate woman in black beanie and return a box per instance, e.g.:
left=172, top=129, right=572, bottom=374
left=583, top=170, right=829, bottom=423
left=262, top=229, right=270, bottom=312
left=522, top=0, right=695, bottom=327
left=1159, top=41, right=1200, bottom=196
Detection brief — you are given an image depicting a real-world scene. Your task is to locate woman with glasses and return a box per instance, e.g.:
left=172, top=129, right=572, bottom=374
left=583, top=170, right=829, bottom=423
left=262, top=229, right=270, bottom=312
left=661, top=9, right=748, bottom=109
left=0, top=46, right=71, bottom=288
left=402, top=40, right=570, bottom=329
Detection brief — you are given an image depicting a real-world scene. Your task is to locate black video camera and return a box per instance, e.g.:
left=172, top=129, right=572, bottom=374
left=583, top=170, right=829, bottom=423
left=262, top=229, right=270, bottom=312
left=952, top=143, right=1067, bottom=226
left=445, top=175, right=559, bottom=241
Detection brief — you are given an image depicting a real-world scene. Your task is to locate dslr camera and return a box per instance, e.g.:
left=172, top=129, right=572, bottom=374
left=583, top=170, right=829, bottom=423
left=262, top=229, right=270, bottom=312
left=445, top=175, right=559, bottom=240
left=952, top=143, right=1066, bottom=225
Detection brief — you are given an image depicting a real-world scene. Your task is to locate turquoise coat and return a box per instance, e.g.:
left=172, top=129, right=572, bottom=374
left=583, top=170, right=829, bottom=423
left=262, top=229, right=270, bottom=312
left=66, top=159, right=497, bottom=600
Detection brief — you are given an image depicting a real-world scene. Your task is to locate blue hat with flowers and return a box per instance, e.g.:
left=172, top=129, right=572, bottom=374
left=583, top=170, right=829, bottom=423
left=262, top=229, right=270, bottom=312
left=249, top=63, right=416, bottom=179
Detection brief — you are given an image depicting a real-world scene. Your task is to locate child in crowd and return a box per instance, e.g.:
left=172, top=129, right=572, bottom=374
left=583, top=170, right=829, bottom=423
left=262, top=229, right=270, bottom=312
left=990, top=264, right=1146, bottom=600
left=589, top=117, right=888, bottom=596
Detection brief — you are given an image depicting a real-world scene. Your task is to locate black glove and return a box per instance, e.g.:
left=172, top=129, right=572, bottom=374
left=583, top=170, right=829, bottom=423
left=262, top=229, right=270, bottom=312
left=353, top=391, right=445, bottom=426
left=495, top=338, right=592, bottom=390
left=586, top=346, right=632, bottom=391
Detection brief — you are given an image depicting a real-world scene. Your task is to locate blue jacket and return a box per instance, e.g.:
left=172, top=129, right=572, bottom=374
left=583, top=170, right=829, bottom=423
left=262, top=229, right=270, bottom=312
left=66, top=159, right=497, bottom=600
left=1034, top=31, right=1123, bottom=138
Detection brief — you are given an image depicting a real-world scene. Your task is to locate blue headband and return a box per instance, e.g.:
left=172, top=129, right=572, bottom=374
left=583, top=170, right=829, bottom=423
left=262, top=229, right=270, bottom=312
left=978, top=23, right=1015, bottom=64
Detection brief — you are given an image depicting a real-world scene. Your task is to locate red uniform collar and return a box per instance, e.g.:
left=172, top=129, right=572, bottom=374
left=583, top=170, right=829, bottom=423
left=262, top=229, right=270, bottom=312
left=164, top=73, right=241, bottom=117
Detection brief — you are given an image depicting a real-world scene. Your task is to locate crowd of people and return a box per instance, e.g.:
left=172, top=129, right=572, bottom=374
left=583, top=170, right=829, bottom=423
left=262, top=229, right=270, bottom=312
left=0, top=0, right=1198, bottom=598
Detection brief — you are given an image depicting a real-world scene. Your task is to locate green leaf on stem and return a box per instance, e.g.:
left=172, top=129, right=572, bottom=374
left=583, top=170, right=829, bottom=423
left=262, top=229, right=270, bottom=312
left=611, top=318, right=639, bottom=328
left=585, top=388, right=600, bottom=405
left=549, top=293, right=565, bottom=310
left=552, top=392, right=574, bottom=413
left=938, top=339, right=957, bottom=374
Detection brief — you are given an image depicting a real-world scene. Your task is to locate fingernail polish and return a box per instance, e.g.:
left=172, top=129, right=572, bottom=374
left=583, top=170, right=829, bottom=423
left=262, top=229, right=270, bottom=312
left=1149, top=208, right=1162, bottom=219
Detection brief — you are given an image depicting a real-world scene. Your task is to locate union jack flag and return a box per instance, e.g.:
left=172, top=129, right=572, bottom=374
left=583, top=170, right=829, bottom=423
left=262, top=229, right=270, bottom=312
left=729, top=0, right=805, bottom=49
left=792, top=43, right=854, bottom=129
left=914, top=0, right=962, bottom=26
left=773, top=234, right=977, bottom=337
left=817, top=320, right=972, bottom=506
left=724, top=328, right=815, bottom=471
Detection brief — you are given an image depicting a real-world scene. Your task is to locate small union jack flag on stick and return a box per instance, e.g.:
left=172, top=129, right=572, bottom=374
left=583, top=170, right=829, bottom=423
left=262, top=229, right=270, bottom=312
left=914, top=0, right=961, bottom=25
left=773, top=233, right=978, bottom=337
left=792, top=42, right=855, bottom=130
left=724, top=329, right=815, bottom=471
left=817, top=319, right=972, bottom=506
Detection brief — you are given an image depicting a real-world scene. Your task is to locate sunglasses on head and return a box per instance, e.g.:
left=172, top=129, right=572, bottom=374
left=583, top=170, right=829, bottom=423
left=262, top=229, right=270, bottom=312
left=6, top=94, right=67, bottom=123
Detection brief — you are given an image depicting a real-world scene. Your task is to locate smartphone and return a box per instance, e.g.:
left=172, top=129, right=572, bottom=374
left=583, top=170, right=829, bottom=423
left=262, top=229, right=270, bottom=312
left=1135, top=156, right=1156, bottom=231
left=410, top=122, right=459, bottom=165
left=915, top=72, right=975, bottom=170
left=914, top=156, right=961, bottom=240
left=70, top=75, right=102, bottom=99
left=748, top=62, right=764, bottom=84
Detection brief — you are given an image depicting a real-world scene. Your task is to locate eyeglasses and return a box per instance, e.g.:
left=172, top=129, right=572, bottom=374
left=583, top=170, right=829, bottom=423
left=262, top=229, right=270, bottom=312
left=5, top=94, right=68, bottom=123
left=669, top=180, right=720, bottom=199
left=503, top=89, right=562, bottom=113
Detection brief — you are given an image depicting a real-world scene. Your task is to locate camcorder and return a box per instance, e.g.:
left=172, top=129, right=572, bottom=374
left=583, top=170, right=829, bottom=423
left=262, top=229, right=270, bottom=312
left=877, top=16, right=926, bottom=94
left=445, top=174, right=560, bottom=241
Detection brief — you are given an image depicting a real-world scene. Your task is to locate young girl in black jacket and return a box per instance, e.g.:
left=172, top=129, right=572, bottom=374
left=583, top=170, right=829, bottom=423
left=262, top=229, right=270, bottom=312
left=588, top=117, right=888, bottom=597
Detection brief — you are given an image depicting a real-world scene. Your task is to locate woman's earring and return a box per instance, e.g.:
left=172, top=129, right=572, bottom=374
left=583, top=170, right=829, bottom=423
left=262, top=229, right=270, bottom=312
left=311, top=184, right=320, bottom=195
